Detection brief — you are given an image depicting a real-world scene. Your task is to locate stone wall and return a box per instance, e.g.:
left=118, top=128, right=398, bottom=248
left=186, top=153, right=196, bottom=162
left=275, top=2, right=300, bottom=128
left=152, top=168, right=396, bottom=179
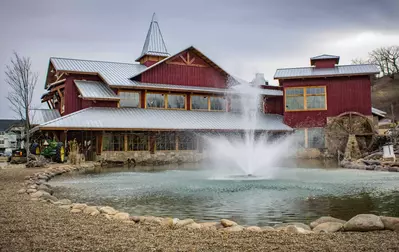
left=100, top=150, right=206, bottom=165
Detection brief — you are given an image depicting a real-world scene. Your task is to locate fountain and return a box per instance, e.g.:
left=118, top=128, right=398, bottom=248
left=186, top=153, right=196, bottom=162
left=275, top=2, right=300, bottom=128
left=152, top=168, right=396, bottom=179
left=204, top=75, right=297, bottom=178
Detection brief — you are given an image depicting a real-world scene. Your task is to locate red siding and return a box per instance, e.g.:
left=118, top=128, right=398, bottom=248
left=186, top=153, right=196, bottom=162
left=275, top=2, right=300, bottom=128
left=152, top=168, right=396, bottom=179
left=283, top=76, right=372, bottom=128
left=64, top=74, right=117, bottom=115
left=264, top=96, right=284, bottom=115
left=313, top=59, right=337, bottom=69
left=140, top=50, right=227, bottom=88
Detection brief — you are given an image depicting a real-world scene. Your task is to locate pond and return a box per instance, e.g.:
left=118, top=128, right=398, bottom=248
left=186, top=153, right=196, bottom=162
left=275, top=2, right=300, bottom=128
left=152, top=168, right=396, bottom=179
left=49, top=161, right=399, bottom=226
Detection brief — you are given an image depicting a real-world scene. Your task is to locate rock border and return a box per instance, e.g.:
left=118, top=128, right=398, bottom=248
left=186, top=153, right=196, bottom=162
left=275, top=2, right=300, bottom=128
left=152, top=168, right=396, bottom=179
left=18, top=163, right=399, bottom=234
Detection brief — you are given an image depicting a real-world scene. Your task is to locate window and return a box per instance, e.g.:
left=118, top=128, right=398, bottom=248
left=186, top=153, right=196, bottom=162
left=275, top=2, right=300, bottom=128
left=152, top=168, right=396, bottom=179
left=307, top=128, right=325, bottom=148
left=102, top=133, right=124, bottom=151
left=119, top=91, right=140, bottom=107
left=210, top=96, right=226, bottom=111
left=167, top=94, right=186, bottom=109
left=294, top=129, right=306, bottom=148
left=230, top=96, right=241, bottom=113
left=146, top=93, right=165, bottom=108
left=0, top=132, right=4, bottom=136
left=285, top=86, right=326, bottom=111
left=178, top=133, right=197, bottom=150
left=294, top=128, right=325, bottom=149
left=156, top=132, right=176, bottom=151
left=191, top=95, right=208, bottom=110
left=0, top=140, right=4, bottom=145
left=127, top=133, right=148, bottom=151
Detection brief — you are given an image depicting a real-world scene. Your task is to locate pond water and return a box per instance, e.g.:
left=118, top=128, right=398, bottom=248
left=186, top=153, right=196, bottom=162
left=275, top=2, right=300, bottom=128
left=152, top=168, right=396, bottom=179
left=50, top=160, right=399, bottom=226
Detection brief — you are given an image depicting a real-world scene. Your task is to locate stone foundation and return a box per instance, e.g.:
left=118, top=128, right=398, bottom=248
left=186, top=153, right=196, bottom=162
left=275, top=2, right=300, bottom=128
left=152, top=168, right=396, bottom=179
left=100, top=150, right=206, bottom=165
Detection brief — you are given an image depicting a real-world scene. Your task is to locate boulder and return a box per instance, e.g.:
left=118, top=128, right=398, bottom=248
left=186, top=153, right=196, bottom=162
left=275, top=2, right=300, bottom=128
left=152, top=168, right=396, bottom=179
left=224, top=225, right=244, bottom=232
left=90, top=210, right=100, bottom=216
left=72, top=203, right=87, bottom=211
left=59, top=205, right=72, bottom=209
left=103, top=214, right=112, bottom=220
left=245, top=226, right=262, bottom=232
left=99, top=206, right=118, bottom=215
left=28, top=184, right=37, bottom=189
left=70, top=209, right=82, bottom=213
left=274, top=222, right=311, bottom=231
left=17, top=189, right=26, bottom=194
left=310, top=216, right=346, bottom=229
left=200, top=222, right=219, bottom=230
left=221, top=219, right=237, bottom=228
left=113, top=212, right=130, bottom=221
left=139, top=216, right=163, bottom=224
left=313, top=222, right=343, bottom=233
left=37, top=174, right=49, bottom=180
left=380, top=216, right=399, bottom=231
left=41, top=194, right=58, bottom=202
left=26, top=188, right=37, bottom=194
left=54, top=199, right=72, bottom=205
left=344, top=214, right=384, bottom=231
left=83, top=206, right=99, bottom=215
left=261, top=226, right=275, bottom=232
left=286, top=225, right=313, bottom=234
left=185, top=222, right=201, bottom=229
left=176, top=219, right=195, bottom=227
left=30, top=190, right=50, bottom=199
left=37, top=184, right=53, bottom=194
left=130, top=216, right=141, bottom=222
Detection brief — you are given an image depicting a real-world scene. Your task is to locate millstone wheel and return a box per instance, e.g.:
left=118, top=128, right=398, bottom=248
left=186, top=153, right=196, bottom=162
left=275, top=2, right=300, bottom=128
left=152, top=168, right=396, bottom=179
left=325, top=112, right=376, bottom=154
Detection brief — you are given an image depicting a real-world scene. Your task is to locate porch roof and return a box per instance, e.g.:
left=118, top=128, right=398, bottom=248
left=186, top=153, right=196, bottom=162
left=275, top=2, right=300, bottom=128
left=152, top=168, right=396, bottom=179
left=74, top=80, right=120, bottom=100
left=35, top=107, right=292, bottom=132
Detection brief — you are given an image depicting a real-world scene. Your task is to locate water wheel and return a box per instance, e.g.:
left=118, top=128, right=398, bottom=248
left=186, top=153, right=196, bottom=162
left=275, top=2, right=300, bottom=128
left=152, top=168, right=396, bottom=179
left=325, top=112, right=376, bottom=154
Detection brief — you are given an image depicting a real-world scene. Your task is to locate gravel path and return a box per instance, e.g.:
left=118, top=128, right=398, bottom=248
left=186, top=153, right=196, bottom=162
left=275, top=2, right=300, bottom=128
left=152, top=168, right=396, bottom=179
left=1, top=166, right=399, bottom=252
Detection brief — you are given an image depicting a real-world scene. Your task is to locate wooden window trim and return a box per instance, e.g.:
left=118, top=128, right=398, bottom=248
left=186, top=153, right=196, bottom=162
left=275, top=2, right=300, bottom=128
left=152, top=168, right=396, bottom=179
left=117, top=90, right=141, bottom=108
left=190, top=94, right=210, bottom=111
left=285, top=86, right=327, bottom=112
left=145, top=92, right=187, bottom=110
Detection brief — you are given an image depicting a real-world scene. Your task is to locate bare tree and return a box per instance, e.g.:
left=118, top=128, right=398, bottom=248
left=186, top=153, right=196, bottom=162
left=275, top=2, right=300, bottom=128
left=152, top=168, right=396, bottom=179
left=5, top=52, right=38, bottom=161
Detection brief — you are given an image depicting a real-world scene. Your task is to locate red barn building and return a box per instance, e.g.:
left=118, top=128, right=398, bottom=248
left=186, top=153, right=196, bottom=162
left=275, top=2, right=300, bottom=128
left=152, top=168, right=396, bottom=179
left=34, top=14, right=291, bottom=163
left=274, top=54, right=379, bottom=155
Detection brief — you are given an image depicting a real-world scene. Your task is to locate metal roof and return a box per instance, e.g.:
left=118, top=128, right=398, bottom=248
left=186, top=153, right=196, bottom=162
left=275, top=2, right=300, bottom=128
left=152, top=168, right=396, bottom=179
left=37, top=107, right=292, bottom=132
left=0, top=120, right=23, bottom=132
left=372, top=107, right=386, bottom=118
left=29, top=109, right=60, bottom=126
left=274, top=64, right=380, bottom=79
left=113, top=80, right=283, bottom=96
left=50, top=57, right=147, bottom=86
left=310, top=54, right=340, bottom=60
left=136, top=13, right=170, bottom=61
left=74, top=80, right=119, bottom=100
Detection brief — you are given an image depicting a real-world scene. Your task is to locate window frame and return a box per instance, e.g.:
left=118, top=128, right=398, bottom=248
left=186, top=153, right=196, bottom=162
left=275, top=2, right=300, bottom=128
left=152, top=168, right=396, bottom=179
left=118, top=90, right=141, bottom=108
left=145, top=92, right=166, bottom=109
left=285, top=86, right=327, bottom=112
left=166, top=93, right=187, bottom=110
left=190, top=94, right=210, bottom=111
left=294, top=127, right=326, bottom=149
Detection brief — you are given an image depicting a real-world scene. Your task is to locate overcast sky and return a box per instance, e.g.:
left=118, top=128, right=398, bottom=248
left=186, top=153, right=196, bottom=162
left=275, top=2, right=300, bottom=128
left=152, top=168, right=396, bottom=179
left=0, top=0, right=398, bottom=118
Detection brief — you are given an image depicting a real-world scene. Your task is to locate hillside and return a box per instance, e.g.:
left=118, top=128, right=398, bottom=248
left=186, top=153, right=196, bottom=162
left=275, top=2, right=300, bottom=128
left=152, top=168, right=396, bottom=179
left=371, top=76, right=399, bottom=120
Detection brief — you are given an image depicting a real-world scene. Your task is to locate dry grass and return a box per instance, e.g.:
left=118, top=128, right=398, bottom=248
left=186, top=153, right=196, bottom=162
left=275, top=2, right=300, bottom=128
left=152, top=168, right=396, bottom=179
left=372, top=76, right=399, bottom=119
left=1, top=167, right=399, bottom=252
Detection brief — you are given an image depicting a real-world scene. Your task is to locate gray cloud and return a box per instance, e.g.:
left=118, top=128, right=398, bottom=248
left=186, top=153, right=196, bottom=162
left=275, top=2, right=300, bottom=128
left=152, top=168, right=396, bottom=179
left=0, top=0, right=398, bottom=118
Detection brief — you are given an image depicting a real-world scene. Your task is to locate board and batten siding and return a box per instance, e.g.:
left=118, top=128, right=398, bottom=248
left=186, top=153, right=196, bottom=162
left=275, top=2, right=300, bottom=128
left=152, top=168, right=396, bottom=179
left=282, top=75, right=372, bottom=128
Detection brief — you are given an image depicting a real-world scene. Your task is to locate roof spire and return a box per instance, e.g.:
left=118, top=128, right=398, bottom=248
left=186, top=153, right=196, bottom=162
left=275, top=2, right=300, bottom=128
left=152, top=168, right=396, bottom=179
left=136, top=13, right=170, bottom=62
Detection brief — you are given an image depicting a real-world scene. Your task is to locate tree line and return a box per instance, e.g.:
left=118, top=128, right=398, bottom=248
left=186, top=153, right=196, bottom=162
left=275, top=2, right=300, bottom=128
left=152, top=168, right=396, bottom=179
left=352, top=45, right=399, bottom=76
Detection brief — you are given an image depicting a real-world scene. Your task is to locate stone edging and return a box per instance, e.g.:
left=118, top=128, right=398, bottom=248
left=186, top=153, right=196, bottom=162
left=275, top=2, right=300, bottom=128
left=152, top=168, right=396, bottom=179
left=18, top=163, right=399, bottom=234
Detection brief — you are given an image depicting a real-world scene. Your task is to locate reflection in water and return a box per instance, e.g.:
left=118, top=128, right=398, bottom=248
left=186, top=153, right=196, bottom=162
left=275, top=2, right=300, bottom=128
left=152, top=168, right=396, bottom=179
left=51, top=161, right=399, bottom=226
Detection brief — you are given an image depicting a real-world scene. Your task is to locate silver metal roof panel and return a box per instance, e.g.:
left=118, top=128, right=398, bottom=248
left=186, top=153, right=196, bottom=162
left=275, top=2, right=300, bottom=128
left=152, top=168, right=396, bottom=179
left=274, top=64, right=379, bottom=79
left=74, top=80, right=119, bottom=100
left=51, top=57, right=147, bottom=86
left=38, top=107, right=292, bottom=131
left=310, top=54, right=340, bottom=60
left=30, top=109, right=61, bottom=126
left=137, top=13, right=170, bottom=60
left=113, top=80, right=283, bottom=96
left=372, top=107, right=386, bottom=117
